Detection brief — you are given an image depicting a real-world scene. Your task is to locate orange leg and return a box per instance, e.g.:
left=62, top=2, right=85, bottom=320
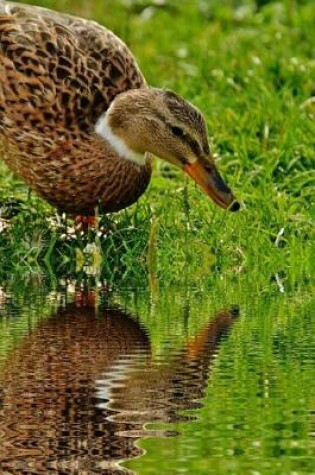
left=75, top=215, right=96, bottom=232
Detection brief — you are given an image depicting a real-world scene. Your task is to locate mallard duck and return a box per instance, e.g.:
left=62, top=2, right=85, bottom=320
left=0, top=1, right=240, bottom=219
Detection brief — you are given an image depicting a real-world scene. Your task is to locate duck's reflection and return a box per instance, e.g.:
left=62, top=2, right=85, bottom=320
left=0, top=294, right=238, bottom=474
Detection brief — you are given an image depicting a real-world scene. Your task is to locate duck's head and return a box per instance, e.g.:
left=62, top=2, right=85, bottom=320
left=95, top=88, right=240, bottom=211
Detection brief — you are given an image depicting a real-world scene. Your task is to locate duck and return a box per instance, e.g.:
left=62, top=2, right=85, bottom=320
left=0, top=1, right=240, bottom=223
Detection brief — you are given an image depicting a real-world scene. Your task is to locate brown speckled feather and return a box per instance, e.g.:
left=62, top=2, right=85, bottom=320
left=0, top=1, right=151, bottom=214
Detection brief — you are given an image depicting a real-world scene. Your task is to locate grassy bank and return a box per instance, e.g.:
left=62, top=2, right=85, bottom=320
left=0, top=0, right=314, bottom=285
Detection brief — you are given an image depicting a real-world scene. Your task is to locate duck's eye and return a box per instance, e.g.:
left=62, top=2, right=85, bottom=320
left=171, top=126, right=185, bottom=137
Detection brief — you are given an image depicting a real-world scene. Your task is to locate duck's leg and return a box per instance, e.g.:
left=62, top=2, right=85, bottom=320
left=74, top=215, right=96, bottom=233
left=74, top=205, right=106, bottom=235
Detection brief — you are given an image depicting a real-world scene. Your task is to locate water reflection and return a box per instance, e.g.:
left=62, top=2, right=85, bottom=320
left=0, top=291, right=238, bottom=474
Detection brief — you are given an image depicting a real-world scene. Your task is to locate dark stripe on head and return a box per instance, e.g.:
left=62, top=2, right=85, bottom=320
left=162, top=89, right=209, bottom=157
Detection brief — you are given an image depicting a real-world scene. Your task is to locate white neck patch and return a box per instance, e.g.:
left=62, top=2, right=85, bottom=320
left=95, top=112, right=146, bottom=166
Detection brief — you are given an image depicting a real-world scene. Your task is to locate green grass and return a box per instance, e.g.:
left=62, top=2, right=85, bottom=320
left=0, top=0, right=314, bottom=286
left=0, top=6, right=314, bottom=473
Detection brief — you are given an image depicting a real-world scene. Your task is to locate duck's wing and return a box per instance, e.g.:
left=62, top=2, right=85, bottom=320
left=0, top=1, right=145, bottom=136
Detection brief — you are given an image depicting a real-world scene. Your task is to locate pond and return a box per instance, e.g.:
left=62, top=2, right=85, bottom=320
left=0, top=274, right=314, bottom=474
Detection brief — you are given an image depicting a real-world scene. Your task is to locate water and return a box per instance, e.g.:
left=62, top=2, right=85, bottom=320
left=0, top=279, right=314, bottom=474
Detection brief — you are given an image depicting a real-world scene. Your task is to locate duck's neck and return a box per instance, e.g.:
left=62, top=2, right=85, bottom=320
left=95, top=109, right=146, bottom=166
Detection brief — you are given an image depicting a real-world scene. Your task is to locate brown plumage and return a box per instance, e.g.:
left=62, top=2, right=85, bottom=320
left=0, top=1, right=239, bottom=216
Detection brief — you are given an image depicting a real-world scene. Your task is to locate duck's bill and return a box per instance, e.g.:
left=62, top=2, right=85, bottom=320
left=183, top=158, right=240, bottom=212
